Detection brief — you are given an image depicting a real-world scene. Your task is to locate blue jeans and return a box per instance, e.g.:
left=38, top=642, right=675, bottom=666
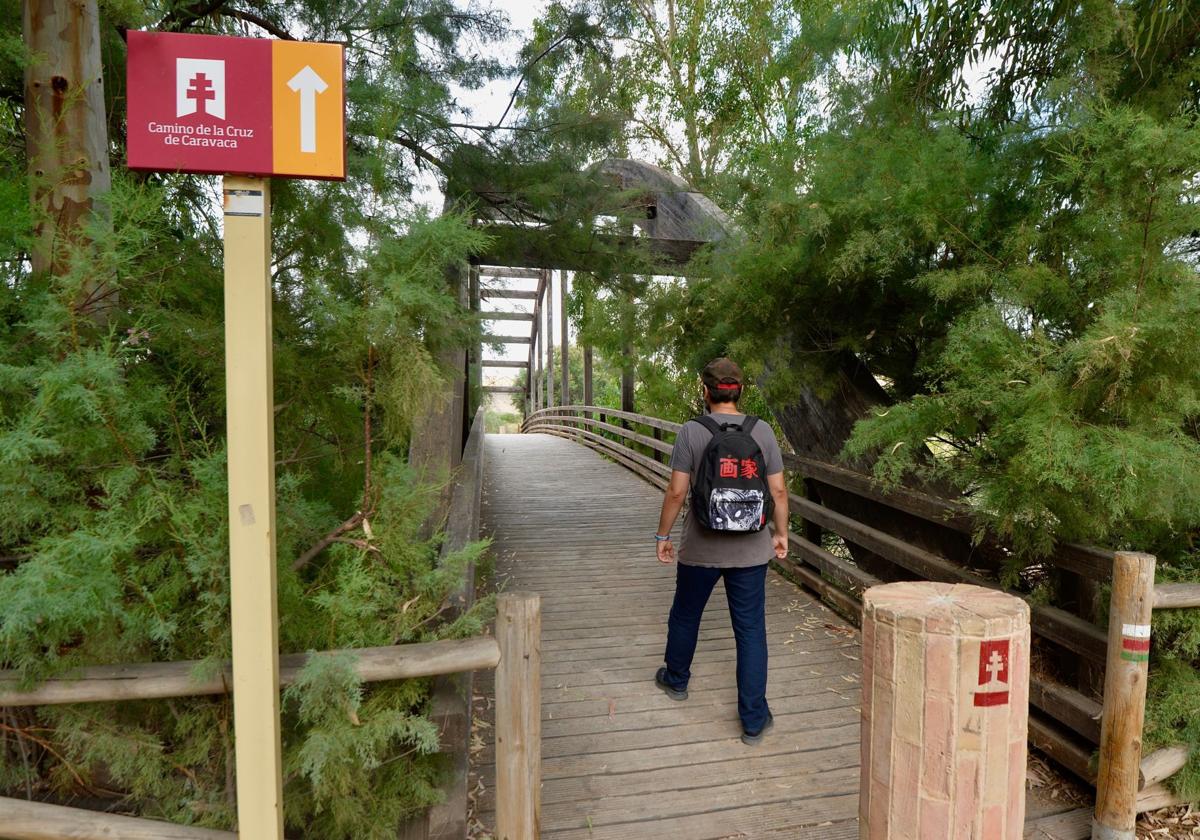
left=661, top=562, right=770, bottom=732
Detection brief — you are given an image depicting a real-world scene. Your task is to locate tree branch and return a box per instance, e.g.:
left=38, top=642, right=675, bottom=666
left=292, top=512, right=365, bottom=571
left=159, top=0, right=228, bottom=32
left=221, top=8, right=295, bottom=40
left=390, top=133, right=451, bottom=174
left=496, top=33, right=573, bottom=129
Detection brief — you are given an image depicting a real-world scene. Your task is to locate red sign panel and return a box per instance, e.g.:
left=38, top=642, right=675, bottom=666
left=128, top=32, right=273, bottom=176
left=973, top=639, right=1010, bottom=707
left=126, top=31, right=345, bottom=179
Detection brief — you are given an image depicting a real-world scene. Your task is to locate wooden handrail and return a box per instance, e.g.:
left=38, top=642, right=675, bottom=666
left=531, top=413, right=673, bottom=455
left=0, top=637, right=502, bottom=707
left=783, top=452, right=1115, bottom=580
left=528, top=410, right=1115, bottom=584
left=525, top=404, right=682, bottom=435
left=0, top=797, right=235, bottom=839
left=1153, top=582, right=1200, bottom=609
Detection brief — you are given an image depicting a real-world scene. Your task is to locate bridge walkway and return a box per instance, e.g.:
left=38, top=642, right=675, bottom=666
left=469, top=433, right=1089, bottom=840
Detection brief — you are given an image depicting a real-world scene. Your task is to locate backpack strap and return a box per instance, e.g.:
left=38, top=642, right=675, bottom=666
left=692, top=415, right=725, bottom=436
left=694, top=414, right=757, bottom=435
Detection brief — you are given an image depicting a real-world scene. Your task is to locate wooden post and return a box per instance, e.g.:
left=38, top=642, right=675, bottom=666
left=1093, top=551, right=1156, bottom=840
left=534, top=275, right=546, bottom=415
left=530, top=333, right=540, bottom=420
left=495, top=592, right=541, bottom=840
left=468, top=265, right=481, bottom=420
left=222, top=175, right=285, bottom=839
left=560, top=270, right=569, bottom=406
left=532, top=325, right=540, bottom=415
left=803, top=478, right=825, bottom=547
left=619, top=282, right=635, bottom=418
left=583, top=345, right=593, bottom=418
left=545, top=269, right=555, bottom=408
left=537, top=339, right=544, bottom=414
left=652, top=426, right=663, bottom=463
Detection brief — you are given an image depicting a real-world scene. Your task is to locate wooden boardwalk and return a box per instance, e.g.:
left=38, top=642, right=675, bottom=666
left=471, top=433, right=1089, bottom=840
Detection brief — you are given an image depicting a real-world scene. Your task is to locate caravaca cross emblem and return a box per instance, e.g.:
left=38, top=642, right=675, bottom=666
left=973, top=639, right=1010, bottom=707
left=187, top=73, right=217, bottom=113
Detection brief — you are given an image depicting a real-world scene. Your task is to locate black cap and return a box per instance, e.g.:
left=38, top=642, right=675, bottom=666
left=701, top=357, right=743, bottom=391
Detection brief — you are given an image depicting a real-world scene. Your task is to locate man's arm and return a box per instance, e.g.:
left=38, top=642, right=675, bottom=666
left=656, top=470, right=691, bottom=564
left=767, top=472, right=789, bottom=560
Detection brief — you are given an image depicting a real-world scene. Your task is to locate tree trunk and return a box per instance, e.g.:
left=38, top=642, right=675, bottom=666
left=23, top=0, right=113, bottom=322
left=771, top=352, right=891, bottom=465
left=410, top=258, right=468, bottom=539
left=770, top=352, right=991, bottom=580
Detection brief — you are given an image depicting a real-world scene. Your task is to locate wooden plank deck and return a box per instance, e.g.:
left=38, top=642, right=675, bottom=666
left=471, top=433, right=1090, bottom=839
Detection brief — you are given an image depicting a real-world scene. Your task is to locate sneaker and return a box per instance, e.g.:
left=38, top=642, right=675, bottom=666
left=654, top=667, right=688, bottom=701
left=741, top=712, right=774, bottom=745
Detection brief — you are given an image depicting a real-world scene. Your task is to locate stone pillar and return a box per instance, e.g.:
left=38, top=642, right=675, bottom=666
left=860, top=582, right=1030, bottom=840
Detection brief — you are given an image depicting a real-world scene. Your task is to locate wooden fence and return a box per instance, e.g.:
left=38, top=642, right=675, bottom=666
left=523, top=404, right=1199, bottom=834
left=0, top=409, right=540, bottom=840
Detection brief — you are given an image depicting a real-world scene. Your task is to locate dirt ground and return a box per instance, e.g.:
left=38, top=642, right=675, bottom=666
left=1139, top=805, right=1200, bottom=838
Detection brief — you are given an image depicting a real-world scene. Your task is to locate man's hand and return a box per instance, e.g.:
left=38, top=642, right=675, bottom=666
left=657, top=471, right=690, bottom=562
left=772, top=533, right=788, bottom=560
left=657, top=538, right=675, bottom=564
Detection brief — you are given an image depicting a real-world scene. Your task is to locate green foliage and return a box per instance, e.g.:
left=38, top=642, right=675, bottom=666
left=839, top=97, right=1200, bottom=566
left=485, top=411, right=521, bottom=433
left=0, top=0, right=507, bottom=833
left=0, top=173, right=490, bottom=834
left=1145, top=655, right=1200, bottom=800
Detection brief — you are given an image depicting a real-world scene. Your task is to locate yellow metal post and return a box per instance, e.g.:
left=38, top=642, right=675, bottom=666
left=222, top=175, right=285, bottom=839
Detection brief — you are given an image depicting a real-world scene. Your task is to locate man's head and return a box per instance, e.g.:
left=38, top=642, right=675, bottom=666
left=701, top=357, right=743, bottom=406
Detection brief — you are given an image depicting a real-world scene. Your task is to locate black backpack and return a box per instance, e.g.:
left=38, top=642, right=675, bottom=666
left=689, top=415, right=774, bottom=533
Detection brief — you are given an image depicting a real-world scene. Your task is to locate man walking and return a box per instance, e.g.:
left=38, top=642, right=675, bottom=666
left=653, top=358, right=789, bottom=745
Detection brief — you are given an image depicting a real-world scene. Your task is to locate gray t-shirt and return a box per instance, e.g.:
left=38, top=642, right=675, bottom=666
left=668, top=412, right=784, bottom=568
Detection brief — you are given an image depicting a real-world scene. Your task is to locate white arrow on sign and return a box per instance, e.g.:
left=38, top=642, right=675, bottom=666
left=287, top=65, right=329, bottom=154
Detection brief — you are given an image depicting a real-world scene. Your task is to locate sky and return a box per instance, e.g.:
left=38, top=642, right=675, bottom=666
left=459, top=0, right=548, bottom=123
left=414, top=0, right=548, bottom=212
left=442, top=0, right=561, bottom=392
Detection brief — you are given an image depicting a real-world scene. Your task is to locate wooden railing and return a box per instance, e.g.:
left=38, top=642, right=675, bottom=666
left=0, top=409, right=541, bottom=840
left=523, top=405, right=1196, bottom=832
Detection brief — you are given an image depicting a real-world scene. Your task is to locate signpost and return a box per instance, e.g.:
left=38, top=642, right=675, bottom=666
left=127, top=31, right=345, bottom=178
left=127, top=30, right=346, bottom=839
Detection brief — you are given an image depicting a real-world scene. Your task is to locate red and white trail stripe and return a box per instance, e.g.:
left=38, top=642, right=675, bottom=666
left=1120, top=623, right=1151, bottom=661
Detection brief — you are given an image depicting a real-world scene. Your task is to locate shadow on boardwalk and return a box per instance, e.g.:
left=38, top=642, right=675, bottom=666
left=470, top=434, right=1089, bottom=840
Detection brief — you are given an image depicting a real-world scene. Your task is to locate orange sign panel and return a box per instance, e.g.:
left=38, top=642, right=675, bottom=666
left=272, top=41, right=345, bottom=179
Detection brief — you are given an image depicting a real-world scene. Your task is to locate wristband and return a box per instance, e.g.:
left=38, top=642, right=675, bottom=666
left=654, top=534, right=672, bottom=542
